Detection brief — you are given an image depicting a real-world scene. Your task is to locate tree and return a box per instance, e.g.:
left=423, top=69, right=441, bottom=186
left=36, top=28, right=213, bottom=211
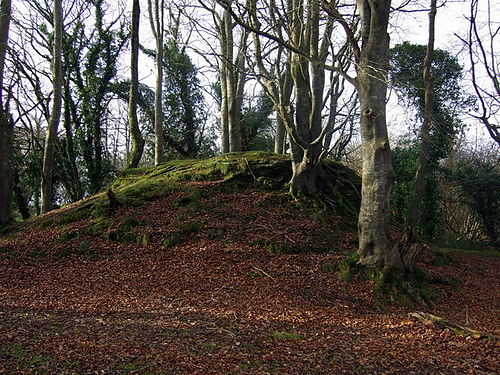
left=464, top=0, right=499, bottom=145
left=324, top=0, right=400, bottom=268
left=127, top=0, right=145, bottom=168
left=390, top=40, right=473, bottom=238
left=0, top=0, right=12, bottom=226
left=407, top=0, right=437, bottom=231
left=245, top=0, right=336, bottom=194
left=148, top=0, right=165, bottom=165
left=162, top=38, right=208, bottom=158
left=40, top=0, right=63, bottom=213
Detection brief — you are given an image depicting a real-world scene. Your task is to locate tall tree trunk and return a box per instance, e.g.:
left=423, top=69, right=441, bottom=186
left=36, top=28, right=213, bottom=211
left=40, top=0, right=63, bottom=213
left=127, top=0, right=144, bottom=168
left=0, top=0, right=13, bottom=226
left=407, top=0, right=437, bottom=230
left=219, top=57, right=230, bottom=153
left=219, top=6, right=247, bottom=153
left=288, top=0, right=325, bottom=195
left=356, top=0, right=401, bottom=269
left=0, top=0, right=12, bottom=226
left=148, top=0, right=164, bottom=165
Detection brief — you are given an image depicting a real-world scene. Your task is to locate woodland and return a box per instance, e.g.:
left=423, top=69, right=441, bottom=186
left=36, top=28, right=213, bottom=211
left=0, top=0, right=499, bottom=374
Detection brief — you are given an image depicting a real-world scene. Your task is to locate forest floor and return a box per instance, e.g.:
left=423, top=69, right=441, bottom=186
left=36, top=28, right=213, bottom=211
left=0, top=181, right=499, bottom=374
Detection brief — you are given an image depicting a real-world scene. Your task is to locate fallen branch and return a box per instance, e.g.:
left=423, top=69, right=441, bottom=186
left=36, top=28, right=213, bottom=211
left=409, top=312, right=499, bottom=342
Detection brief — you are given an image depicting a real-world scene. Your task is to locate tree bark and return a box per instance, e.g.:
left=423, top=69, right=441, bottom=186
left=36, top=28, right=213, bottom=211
left=127, top=0, right=145, bottom=168
left=0, top=0, right=11, bottom=226
left=148, top=0, right=164, bottom=165
left=355, top=0, right=401, bottom=269
left=407, top=0, right=437, bottom=230
left=40, top=0, right=63, bottom=213
left=219, top=6, right=247, bottom=153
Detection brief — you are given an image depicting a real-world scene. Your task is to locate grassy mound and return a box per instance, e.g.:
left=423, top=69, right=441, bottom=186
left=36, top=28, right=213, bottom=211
left=3, top=152, right=361, bottom=234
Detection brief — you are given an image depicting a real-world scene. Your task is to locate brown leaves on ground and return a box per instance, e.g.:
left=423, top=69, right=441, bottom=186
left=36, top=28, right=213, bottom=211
left=0, top=182, right=498, bottom=374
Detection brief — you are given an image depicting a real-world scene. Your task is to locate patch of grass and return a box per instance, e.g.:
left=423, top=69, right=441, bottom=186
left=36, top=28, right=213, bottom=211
left=21, top=354, right=51, bottom=370
left=172, top=188, right=206, bottom=209
left=28, top=248, right=47, bottom=259
left=271, top=331, right=304, bottom=340
left=431, top=250, right=457, bottom=266
left=163, top=221, right=201, bottom=249
left=55, top=247, right=72, bottom=260
left=38, top=219, right=54, bottom=229
left=115, top=361, right=142, bottom=372
left=321, top=263, right=336, bottom=273
left=57, top=228, right=81, bottom=242
left=163, top=232, right=181, bottom=249
left=0, top=245, right=18, bottom=258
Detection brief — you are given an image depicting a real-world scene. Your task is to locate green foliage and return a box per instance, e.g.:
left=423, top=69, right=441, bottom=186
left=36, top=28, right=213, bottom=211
left=391, top=140, right=442, bottom=239
left=446, top=156, right=500, bottom=248
left=338, top=253, right=361, bottom=282
left=240, top=93, right=275, bottom=151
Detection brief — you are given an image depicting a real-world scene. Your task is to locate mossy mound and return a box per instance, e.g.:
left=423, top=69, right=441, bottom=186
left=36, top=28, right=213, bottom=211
left=4, top=152, right=361, bottom=233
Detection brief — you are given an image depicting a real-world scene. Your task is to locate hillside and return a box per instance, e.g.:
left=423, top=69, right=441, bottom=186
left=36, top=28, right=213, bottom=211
left=0, top=152, right=498, bottom=375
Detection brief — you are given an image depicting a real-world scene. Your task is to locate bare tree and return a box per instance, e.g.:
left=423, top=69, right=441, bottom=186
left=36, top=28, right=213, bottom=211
left=127, top=0, right=145, bottom=168
left=148, top=0, right=165, bottom=165
left=324, top=0, right=402, bottom=269
left=0, top=0, right=12, bottom=226
left=40, top=0, right=63, bottom=213
left=465, top=0, right=499, bottom=145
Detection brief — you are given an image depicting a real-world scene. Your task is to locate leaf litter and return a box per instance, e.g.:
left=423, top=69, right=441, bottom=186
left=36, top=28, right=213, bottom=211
left=0, top=181, right=498, bottom=374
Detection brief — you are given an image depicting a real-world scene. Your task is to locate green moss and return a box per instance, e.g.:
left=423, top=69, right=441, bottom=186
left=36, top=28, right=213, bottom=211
left=163, top=232, right=181, bottom=249
left=338, top=253, right=361, bottom=282
left=57, top=228, right=81, bottom=242
left=271, top=331, right=304, bottom=340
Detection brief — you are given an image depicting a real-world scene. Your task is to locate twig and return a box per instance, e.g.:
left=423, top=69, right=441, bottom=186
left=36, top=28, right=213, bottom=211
left=252, top=265, right=274, bottom=279
left=244, top=158, right=257, bottom=181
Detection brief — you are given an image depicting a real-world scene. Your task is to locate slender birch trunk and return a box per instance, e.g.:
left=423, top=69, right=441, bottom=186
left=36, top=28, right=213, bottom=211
left=40, top=0, right=63, bottom=213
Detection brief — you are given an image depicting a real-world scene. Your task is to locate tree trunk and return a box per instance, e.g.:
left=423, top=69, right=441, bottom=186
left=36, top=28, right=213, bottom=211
left=13, top=171, right=30, bottom=220
left=407, top=0, right=437, bottom=230
left=127, top=0, right=144, bottom=168
left=221, top=7, right=246, bottom=153
left=274, top=117, right=286, bottom=154
left=40, top=0, right=63, bottom=213
left=356, top=0, right=401, bottom=269
left=0, top=0, right=12, bottom=226
left=148, top=0, right=164, bottom=165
